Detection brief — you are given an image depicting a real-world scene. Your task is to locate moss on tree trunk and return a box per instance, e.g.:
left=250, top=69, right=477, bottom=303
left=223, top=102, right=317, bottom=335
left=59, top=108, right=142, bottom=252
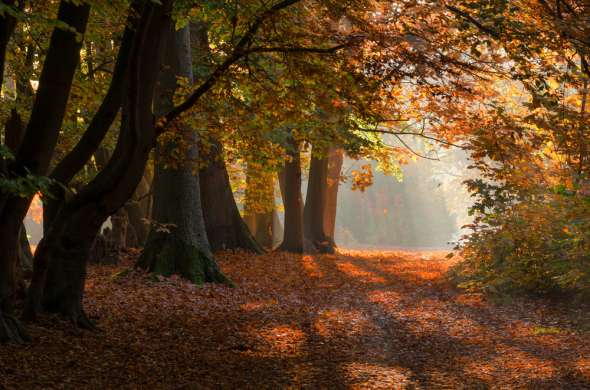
left=138, top=231, right=231, bottom=285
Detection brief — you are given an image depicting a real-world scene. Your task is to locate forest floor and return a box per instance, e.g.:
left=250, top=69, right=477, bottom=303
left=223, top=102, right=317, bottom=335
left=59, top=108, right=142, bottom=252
left=1, top=250, right=590, bottom=389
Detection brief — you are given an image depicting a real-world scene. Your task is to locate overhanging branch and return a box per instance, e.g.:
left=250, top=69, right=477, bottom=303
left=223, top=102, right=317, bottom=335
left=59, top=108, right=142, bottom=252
left=158, top=0, right=305, bottom=132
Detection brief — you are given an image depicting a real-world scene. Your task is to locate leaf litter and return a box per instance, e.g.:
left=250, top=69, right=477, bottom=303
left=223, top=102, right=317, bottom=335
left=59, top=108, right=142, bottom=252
left=1, top=249, right=589, bottom=389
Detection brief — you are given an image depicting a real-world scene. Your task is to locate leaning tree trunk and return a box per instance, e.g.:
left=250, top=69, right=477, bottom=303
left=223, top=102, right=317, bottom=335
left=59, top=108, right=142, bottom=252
left=303, top=146, right=334, bottom=253
left=137, top=25, right=228, bottom=285
left=200, top=142, right=263, bottom=253
left=0, top=0, right=89, bottom=342
left=23, top=0, right=173, bottom=326
left=324, top=147, right=343, bottom=246
left=43, top=16, right=135, bottom=233
left=278, top=140, right=304, bottom=253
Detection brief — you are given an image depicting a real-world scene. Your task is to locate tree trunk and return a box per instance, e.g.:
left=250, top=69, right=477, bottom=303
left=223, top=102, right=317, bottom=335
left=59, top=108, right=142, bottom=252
left=0, top=0, right=90, bottom=342
left=272, top=208, right=284, bottom=248
left=137, top=25, right=229, bottom=285
left=24, top=0, right=172, bottom=325
left=278, top=140, right=304, bottom=253
left=200, top=142, right=264, bottom=253
left=42, top=13, right=136, bottom=233
left=191, top=19, right=262, bottom=254
left=324, top=147, right=343, bottom=245
left=125, top=199, right=147, bottom=246
left=303, top=146, right=334, bottom=253
left=244, top=165, right=276, bottom=249
left=0, top=0, right=18, bottom=90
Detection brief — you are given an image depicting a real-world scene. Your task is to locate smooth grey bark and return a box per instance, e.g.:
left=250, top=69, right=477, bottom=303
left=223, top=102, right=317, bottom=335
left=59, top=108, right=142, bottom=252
left=137, top=25, right=228, bottom=284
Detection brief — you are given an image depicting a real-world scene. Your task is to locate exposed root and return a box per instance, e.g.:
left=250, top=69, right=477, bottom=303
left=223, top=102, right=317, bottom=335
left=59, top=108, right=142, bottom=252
left=64, top=304, right=96, bottom=331
left=0, top=311, right=31, bottom=344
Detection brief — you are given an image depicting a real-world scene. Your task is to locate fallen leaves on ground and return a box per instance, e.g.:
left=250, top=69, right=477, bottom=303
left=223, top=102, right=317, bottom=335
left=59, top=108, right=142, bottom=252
left=1, top=249, right=590, bottom=389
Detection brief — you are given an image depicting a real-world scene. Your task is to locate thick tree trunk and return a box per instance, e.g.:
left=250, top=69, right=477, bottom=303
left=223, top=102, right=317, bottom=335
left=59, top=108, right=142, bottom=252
left=324, top=147, right=343, bottom=245
left=24, top=0, right=172, bottom=325
left=137, top=25, right=229, bottom=285
left=278, top=141, right=304, bottom=253
left=303, top=146, right=334, bottom=253
left=200, top=143, right=263, bottom=253
left=0, top=0, right=90, bottom=342
left=190, top=20, right=262, bottom=254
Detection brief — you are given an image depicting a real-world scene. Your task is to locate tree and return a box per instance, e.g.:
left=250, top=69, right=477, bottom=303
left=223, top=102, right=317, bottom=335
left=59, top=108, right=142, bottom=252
left=324, top=147, right=344, bottom=245
left=278, top=137, right=304, bottom=253
left=24, top=0, right=175, bottom=327
left=137, top=24, right=229, bottom=284
left=303, top=145, right=333, bottom=253
left=0, top=0, right=90, bottom=343
left=200, top=141, right=263, bottom=253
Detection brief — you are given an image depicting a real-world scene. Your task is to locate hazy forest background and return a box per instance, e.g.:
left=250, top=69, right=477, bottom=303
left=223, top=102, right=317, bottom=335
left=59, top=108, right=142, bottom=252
left=1, top=0, right=590, bottom=388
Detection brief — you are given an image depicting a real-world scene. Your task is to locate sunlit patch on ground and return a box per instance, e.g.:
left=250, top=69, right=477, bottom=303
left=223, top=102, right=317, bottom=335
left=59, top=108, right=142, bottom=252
left=1, top=249, right=589, bottom=388
left=336, top=261, right=387, bottom=284
left=259, top=324, right=306, bottom=356
left=577, top=358, right=590, bottom=379
left=301, top=254, right=324, bottom=278
left=342, top=362, right=411, bottom=389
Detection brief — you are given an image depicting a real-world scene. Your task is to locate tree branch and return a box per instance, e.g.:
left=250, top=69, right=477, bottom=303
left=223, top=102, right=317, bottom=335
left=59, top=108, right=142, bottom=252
left=361, top=128, right=467, bottom=149
left=158, top=0, right=303, bottom=132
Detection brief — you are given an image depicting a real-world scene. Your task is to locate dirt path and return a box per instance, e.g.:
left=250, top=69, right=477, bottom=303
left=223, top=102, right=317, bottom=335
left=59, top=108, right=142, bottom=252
left=1, top=250, right=590, bottom=389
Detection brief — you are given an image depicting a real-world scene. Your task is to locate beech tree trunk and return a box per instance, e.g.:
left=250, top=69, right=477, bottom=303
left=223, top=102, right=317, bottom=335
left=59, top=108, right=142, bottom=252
left=43, top=15, right=135, bottom=232
left=200, top=143, right=263, bottom=253
left=23, top=0, right=173, bottom=326
left=191, top=20, right=262, bottom=254
left=137, top=25, right=228, bottom=285
left=278, top=140, right=304, bottom=253
left=304, top=146, right=334, bottom=253
left=0, top=0, right=90, bottom=342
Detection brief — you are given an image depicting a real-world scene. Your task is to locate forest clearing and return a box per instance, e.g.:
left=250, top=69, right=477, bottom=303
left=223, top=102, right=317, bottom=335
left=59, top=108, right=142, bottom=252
left=2, top=250, right=590, bottom=389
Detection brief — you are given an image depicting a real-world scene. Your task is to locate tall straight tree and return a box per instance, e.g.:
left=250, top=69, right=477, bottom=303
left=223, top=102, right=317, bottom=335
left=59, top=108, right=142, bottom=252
left=278, top=137, right=304, bottom=253
left=303, top=145, right=334, bottom=253
left=137, top=24, right=228, bottom=284
left=324, top=147, right=344, bottom=245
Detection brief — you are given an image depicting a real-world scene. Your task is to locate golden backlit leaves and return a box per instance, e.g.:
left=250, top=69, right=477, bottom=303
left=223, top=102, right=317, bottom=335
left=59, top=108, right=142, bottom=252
left=1, top=249, right=589, bottom=388
left=351, top=163, right=374, bottom=192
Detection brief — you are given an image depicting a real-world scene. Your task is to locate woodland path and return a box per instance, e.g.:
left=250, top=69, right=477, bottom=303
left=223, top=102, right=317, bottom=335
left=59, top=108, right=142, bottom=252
left=1, top=250, right=590, bottom=389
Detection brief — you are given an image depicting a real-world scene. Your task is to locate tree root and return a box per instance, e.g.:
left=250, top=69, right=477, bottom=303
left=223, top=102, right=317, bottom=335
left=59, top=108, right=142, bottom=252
left=0, top=311, right=31, bottom=344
